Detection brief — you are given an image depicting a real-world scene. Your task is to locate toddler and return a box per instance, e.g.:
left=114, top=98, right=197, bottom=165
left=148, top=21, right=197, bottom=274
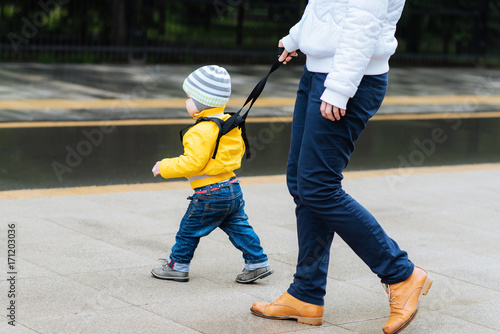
left=151, top=65, right=273, bottom=283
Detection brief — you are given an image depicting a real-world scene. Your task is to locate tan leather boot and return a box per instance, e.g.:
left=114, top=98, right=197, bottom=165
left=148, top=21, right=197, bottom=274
left=383, top=266, right=433, bottom=334
left=251, top=292, right=324, bottom=326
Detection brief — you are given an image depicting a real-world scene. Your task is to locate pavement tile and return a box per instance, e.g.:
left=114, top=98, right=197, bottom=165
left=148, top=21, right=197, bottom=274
left=142, top=289, right=311, bottom=334
left=82, top=188, right=193, bottom=219
left=439, top=299, right=500, bottom=331
left=1, top=257, right=60, bottom=280
left=341, top=312, right=500, bottom=334
left=436, top=205, right=500, bottom=235
left=0, top=322, right=39, bottom=334
left=290, top=325, right=355, bottom=333
left=69, top=266, right=218, bottom=307
left=431, top=260, right=500, bottom=292
left=379, top=212, right=500, bottom=262
left=22, top=306, right=200, bottom=334
left=322, top=280, right=388, bottom=325
left=0, top=195, right=127, bottom=221
left=9, top=217, right=152, bottom=275
left=42, top=207, right=181, bottom=257
left=13, top=276, right=129, bottom=325
left=409, top=273, right=498, bottom=313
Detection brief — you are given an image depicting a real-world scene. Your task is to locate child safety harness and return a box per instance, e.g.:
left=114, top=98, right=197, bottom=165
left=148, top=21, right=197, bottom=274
left=180, top=52, right=283, bottom=159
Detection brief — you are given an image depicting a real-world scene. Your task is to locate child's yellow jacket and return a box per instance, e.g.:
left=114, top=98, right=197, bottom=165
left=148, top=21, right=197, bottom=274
left=159, top=106, right=245, bottom=189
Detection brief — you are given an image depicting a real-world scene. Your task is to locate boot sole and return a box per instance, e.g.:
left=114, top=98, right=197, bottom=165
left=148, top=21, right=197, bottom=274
left=387, top=274, right=433, bottom=334
left=236, top=269, right=274, bottom=284
left=250, top=308, right=323, bottom=326
left=151, top=270, right=189, bottom=282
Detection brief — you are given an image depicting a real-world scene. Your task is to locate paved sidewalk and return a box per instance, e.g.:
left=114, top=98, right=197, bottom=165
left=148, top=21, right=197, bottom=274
left=1, top=166, right=499, bottom=333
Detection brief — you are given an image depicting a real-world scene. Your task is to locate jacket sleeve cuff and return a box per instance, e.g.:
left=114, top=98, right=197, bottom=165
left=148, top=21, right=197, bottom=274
left=159, top=159, right=170, bottom=179
left=320, top=89, right=350, bottom=110
left=282, top=35, right=299, bottom=53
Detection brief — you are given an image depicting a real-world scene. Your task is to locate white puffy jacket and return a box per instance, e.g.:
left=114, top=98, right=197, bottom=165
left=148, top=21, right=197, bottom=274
left=282, top=0, right=406, bottom=109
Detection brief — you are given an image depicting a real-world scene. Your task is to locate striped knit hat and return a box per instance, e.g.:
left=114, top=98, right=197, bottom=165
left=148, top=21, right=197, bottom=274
left=183, top=65, right=231, bottom=111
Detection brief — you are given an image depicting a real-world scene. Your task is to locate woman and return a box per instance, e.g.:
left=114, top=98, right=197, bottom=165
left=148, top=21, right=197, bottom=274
left=251, top=1, right=432, bottom=333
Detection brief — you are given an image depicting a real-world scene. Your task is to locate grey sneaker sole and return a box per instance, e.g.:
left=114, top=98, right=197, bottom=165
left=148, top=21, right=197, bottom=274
left=236, top=269, right=274, bottom=284
left=151, top=270, right=189, bottom=282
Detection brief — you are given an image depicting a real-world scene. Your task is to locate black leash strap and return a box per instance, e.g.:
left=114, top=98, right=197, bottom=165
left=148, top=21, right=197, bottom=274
left=218, top=50, right=284, bottom=158
left=238, top=57, right=283, bottom=120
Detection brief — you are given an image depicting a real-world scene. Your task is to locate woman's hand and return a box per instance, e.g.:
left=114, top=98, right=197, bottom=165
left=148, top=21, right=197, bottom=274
left=320, top=101, right=346, bottom=121
left=278, top=40, right=298, bottom=65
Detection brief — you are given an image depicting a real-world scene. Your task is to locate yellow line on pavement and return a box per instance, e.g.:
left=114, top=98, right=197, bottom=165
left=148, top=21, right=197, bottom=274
left=1, top=164, right=499, bottom=200
left=2, top=111, right=500, bottom=129
left=1, top=95, right=500, bottom=111
left=0, top=117, right=293, bottom=129
left=383, top=95, right=500, bottom=105
left=0, top=175, right=285, bottom=200
left=0, top=97, right=292, bottom=110
left=0, top=98, right=186, bottom=110
left=372, top=111, right=500, bottom=120
left=343, top=163, right=500, bottom=178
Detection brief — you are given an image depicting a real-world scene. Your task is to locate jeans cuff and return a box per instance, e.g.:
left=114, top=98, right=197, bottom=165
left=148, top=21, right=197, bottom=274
left=245, top=260, right=269, bottom=270
left=168, top=257, right=190, bottom=272
left=381, top=262, right=415, bottom=285
left=287, top=286, right=324, bottom=306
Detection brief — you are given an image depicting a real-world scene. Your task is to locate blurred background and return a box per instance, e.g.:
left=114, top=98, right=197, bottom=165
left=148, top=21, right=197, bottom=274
left=1, top=0, right=498, bottom=65
left=1, top=0, right=500, bottom=191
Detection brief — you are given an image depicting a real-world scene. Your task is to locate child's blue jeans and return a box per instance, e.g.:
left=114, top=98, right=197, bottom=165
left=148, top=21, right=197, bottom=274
left=286, top=67, right=414, bottom=306
left=167, top=178, right=269, bottom=272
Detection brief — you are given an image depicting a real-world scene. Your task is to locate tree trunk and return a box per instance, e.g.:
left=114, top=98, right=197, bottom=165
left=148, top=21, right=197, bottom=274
left=110, top=0, right=128, bottom=46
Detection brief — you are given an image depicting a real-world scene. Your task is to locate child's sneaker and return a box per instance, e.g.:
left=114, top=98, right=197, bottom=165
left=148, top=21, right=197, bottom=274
left=236, top=266, right=274, bottom=284
left=151, top=262, right=189, bottom=282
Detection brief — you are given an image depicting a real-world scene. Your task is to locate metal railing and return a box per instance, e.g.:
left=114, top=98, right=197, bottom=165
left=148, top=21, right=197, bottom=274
left=1, top=0, right=499, bottom=66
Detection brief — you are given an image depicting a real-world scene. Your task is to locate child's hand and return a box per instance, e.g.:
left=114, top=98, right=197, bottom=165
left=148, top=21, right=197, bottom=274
left=152, top=161, right=161, bottom=177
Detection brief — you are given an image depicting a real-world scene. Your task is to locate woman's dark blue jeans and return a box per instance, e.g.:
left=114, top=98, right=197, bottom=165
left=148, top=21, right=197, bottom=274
left=286, top=67, right=414, bottom=306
